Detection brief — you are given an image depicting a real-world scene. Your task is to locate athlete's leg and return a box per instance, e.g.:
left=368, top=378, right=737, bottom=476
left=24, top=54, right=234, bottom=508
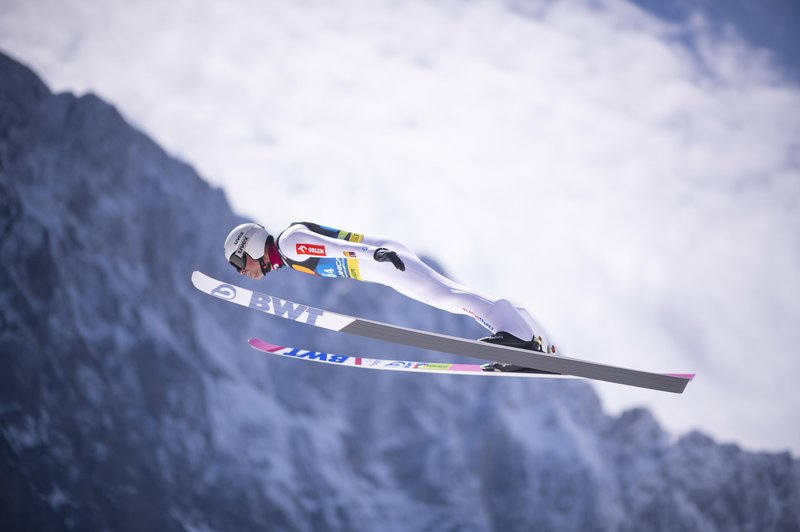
left=359, top=235, right=540, bottom=341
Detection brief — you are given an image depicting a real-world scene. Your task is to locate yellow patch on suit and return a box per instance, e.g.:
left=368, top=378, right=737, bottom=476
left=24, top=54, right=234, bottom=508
left=291, top=264, right=316, bottom=275
left=346, top=259, right=362, bottom=280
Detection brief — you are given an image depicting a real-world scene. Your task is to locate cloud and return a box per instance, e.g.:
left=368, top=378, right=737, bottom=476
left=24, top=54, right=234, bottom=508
left=2, top=0, right=798, bottom=452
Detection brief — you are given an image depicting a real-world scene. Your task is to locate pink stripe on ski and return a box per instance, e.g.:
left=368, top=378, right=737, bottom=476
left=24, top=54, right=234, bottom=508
left=248, top=338, right=283, bottom=352
left=448, top=364, right=483, bottom=372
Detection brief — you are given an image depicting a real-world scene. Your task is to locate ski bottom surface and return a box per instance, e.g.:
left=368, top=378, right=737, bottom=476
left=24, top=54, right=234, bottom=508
left=248, top=337, right=576, bottom=378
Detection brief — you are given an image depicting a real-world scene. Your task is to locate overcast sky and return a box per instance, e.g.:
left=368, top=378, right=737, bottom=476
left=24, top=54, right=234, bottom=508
left=2, top=0, right=799, bottom=453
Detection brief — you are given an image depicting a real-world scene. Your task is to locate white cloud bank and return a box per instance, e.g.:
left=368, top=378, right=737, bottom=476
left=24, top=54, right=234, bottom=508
left=2, top=0, right=799, bottom=452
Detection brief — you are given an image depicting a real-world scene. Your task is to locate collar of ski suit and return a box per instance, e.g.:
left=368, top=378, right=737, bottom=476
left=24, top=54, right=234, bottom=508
left=266, top=237, right=284, bottom=270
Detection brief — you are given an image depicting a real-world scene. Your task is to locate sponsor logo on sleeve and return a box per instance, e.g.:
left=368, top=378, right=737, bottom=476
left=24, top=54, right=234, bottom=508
left=296, top=243, right=327, bottom=256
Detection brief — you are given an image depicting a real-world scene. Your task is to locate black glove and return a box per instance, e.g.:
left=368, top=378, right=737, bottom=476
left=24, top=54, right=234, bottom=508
left=373, top=248, right=405, bottom=271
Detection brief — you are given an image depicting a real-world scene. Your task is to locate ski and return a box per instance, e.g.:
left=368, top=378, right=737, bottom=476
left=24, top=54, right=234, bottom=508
left=192, top=271, right=695, bottom=393
left=248, top=337, right=577, bottom=378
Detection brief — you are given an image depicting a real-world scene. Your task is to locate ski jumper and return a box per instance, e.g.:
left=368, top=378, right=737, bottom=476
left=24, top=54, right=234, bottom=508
left=275, top=222, right=542, bottom=342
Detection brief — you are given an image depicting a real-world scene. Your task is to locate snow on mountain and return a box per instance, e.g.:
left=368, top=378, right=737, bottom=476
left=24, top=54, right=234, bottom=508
left=1, top=51, right=798, bottom=531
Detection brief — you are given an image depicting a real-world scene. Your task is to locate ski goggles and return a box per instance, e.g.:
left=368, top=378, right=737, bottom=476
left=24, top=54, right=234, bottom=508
left=228, top=252, right=246, bottom=272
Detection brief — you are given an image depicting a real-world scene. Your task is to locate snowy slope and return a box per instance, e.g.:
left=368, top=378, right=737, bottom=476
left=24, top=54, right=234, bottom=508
left=1, top=51, right=798, bottom=532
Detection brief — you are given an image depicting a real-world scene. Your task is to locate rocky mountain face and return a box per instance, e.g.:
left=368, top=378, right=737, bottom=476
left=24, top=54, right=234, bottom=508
left=1, top=51, right=798, bottom=531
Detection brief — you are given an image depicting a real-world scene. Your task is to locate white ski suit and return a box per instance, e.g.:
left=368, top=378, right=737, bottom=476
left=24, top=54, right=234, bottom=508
left=274, top=222, right=541, bottom=342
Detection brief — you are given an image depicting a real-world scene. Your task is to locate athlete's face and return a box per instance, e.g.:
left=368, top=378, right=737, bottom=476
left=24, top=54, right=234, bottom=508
left=239, top=254, right=265, bottom=280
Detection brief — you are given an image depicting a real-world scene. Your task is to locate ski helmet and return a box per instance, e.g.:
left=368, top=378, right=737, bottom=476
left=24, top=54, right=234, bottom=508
left=224, top=223, right=270, bottom=272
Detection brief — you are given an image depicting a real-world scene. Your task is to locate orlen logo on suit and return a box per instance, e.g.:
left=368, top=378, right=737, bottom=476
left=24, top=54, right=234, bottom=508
left=296, top=243, right=326, bottom=256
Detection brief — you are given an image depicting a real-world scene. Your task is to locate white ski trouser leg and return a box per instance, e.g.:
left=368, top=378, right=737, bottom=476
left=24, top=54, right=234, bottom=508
left=360, top=235, right=539, bottom=340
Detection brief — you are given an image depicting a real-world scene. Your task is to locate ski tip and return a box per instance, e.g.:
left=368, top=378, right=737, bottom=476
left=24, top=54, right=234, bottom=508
left=248, top=337, right=283, bottom=352
left=666, top=373, right=696, bottom=381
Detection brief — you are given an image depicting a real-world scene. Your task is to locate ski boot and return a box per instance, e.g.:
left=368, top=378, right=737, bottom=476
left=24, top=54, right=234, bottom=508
left=479, top=331, right=556, bottom=373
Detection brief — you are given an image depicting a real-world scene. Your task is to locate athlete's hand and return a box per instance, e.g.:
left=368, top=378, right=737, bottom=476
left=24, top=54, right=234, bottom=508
left=373, top=248, right=406, bottom=271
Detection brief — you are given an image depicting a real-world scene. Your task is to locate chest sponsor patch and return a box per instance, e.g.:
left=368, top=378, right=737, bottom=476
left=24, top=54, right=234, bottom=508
left=313, top=258, right=363, bottom=280
left=296, top=243, right=327, bottom=256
